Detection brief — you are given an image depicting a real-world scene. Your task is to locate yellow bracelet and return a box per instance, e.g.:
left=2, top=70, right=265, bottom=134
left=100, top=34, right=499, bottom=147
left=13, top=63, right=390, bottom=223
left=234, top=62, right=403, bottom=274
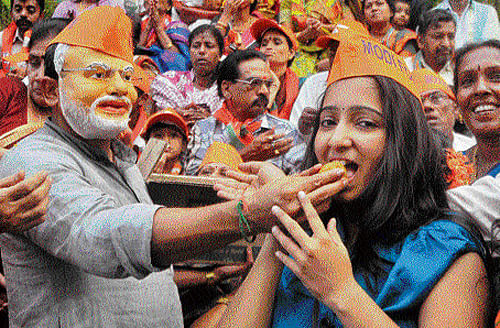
left=216, top=297, right=230, bottom=305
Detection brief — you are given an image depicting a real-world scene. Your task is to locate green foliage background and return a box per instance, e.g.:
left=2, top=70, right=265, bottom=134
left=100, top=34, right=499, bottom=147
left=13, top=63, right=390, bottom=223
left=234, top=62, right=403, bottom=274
left=0, top=0, right=498, bottom=29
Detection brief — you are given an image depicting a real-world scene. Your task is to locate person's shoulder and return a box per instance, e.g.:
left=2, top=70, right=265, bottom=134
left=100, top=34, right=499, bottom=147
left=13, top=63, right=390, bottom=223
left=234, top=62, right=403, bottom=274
left=472, top=0, right=497, bottom=10
left=406, top=219, right=484, bottom=254
left=303, top=71, right=328, bottom=86
left=192, top=116, right=217, bottom=134
left=1, top=126, right=81, bottom=173
left=265, top=113, right=296, bottom=128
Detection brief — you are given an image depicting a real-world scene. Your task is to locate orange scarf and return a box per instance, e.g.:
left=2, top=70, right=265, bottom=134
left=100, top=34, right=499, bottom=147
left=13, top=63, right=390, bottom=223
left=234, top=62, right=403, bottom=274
left=213, top=102, right=261, bottom=146
left=269, top=68, right=299, bottom=120
left=1, top=21, right=30, bottom=74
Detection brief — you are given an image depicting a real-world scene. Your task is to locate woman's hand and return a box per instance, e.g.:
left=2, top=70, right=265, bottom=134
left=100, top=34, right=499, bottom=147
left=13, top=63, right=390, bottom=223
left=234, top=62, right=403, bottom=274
left=271, top=191, right=358, bottom=307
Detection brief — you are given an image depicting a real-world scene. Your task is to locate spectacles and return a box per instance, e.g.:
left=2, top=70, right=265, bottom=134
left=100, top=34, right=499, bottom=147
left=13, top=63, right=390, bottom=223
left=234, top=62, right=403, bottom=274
left=421, top=91, right=452, bottom=106
left=60, top=63, right=135, bottom=83
left=235, top=77, right=273, bottom=90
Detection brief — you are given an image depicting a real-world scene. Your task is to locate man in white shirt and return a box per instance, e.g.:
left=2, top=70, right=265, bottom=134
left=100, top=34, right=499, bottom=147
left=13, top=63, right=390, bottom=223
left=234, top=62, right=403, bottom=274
left=434, top=0, right=500, bottom=49
left=405, top=9, right=456, bottom=86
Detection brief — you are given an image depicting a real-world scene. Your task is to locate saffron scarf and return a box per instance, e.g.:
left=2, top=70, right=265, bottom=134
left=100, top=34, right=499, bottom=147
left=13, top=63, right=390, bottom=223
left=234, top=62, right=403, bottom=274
left=269, top=68, right=299, bottom=120
left=1, top=21, right=30, bottom=75
left=213, top=102, right=261, bottom=149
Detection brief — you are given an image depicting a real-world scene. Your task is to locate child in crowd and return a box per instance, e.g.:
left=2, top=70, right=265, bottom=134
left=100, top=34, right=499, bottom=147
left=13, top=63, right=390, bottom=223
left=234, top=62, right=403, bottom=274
left=391, top=0, right=411, bottom=31
left=142, top=109, right=189, bottom=175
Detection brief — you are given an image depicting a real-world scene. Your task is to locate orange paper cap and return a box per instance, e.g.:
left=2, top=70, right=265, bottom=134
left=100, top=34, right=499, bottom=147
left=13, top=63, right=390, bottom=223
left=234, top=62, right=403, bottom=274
left=327, top=35, right=420, bottom=100
left=250, top=18, right=299, bottom=51
left=200, top=141, right=243, bottom=171
left=142, top=108, right=189, bottom=138
left=316, top=19, right=370, bottom=49
left=410, top=68, right=456, bottom=101
left=3, top=52, right=28, bottom=64
left=48, top=6, right=133, bottom=63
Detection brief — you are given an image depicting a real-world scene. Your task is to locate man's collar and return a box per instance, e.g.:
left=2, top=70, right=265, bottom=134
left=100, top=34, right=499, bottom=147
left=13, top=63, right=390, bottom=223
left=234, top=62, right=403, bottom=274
left=13, top=27, right=24, bottom=43
left=415, top=50, right=454, bottom=73
left=443, top=0, right=472, bottom=13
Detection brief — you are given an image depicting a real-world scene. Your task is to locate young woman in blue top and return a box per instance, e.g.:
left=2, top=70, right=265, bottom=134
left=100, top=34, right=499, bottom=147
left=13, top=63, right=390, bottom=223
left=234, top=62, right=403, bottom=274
left=212, top=36, right=491, bottom=327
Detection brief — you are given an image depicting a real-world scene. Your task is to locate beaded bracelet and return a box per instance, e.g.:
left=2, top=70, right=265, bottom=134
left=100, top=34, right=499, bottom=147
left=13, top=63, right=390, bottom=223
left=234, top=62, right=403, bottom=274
left=237, top=200, right=256, bottom=243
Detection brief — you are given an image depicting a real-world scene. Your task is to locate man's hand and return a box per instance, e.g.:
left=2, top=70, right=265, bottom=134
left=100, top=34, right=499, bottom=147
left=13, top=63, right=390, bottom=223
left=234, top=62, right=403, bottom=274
left=245, top=167, right=348, bottom=232
left=0, top=171, right=52, bottom=233
left=178, top=103, right=211, bottom=127
left=214, top=161, right=286, bottom=200
left=239, top=129, right=293, bottom=162
left=215, top=161, right=348, bottom=233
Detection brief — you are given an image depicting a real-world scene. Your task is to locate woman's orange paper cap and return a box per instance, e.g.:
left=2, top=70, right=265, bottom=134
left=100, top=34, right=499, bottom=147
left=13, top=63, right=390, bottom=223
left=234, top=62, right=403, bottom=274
left=48, top=6, right=134, bottom=64
left=250, top=18, right=298, bottom=51
left=326, top=34, right=420, bottom=100
left=410, top=68, right=456, bottom=101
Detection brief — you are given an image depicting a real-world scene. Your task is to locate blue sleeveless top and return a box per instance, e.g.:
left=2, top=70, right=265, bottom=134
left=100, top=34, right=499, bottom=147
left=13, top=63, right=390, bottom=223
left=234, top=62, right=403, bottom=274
left=272, top=220, right=485, bottom=328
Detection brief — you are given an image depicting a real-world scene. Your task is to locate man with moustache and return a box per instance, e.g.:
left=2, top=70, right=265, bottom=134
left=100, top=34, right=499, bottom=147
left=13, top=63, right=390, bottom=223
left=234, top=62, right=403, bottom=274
left=0, top=7, right=342, bottom=327
left=0, top=0, right=44, bottom=77
left=185, top=49, right=305, bottom=175
left=0, top=18, right=69, bottom=139
left=434, top=0, right=500, bottom=50
left=405, top=9, right=456, bottom=87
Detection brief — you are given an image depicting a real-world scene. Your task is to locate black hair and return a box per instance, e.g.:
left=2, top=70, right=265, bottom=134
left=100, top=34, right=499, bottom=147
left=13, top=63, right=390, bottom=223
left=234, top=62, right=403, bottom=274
left=28, top=18, right=71, bottom=49
left=249, top=0, right=258, bottom=14
left=43, top=43, right=58, bottom=80
left=188, top=24, right=225, bottom=56
left=406, top=0, right=430, bottom=31
left=216, top=49, right=267, bottom=98
left=454, top=39, right=500, bottom=94
left=303, top=75, right=449, bottom=275
left=11, top=0, right=45, bottom=13
left=417, top=8, right=455, bottom=36
left=255, top=27, right=295, bottom=67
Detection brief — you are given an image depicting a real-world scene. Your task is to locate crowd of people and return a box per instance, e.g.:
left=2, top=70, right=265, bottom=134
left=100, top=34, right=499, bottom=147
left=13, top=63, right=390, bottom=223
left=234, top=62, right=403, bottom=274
left=0, top=0, right=498, bottom=326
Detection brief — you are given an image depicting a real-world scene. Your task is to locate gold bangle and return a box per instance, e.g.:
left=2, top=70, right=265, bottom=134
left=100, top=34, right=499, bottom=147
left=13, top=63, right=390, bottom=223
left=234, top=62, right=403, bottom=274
left=205, top=272, right=216, bottom=284
left=216, top=297, right=230, bottom=305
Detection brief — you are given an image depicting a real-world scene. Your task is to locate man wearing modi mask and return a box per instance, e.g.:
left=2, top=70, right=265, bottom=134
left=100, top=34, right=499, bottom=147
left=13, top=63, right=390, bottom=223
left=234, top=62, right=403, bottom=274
left=0, top=6, right=346, bottom=327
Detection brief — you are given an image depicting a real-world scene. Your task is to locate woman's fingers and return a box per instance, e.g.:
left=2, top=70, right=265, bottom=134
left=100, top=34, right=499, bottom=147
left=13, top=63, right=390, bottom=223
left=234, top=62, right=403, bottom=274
left=271, top=225, right=308, bottom=264
left=326, top=218, right=342, bottom=245
left=272, top=205, right=310, bottom=249
left=274, top=250, right=301, bottom=276
left=297, top=191, right=326, bottom=236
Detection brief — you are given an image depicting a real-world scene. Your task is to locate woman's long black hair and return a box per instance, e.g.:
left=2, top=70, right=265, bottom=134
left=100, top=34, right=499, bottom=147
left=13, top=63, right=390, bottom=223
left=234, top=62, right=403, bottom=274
left=302, top=75, right=449, bottom=275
